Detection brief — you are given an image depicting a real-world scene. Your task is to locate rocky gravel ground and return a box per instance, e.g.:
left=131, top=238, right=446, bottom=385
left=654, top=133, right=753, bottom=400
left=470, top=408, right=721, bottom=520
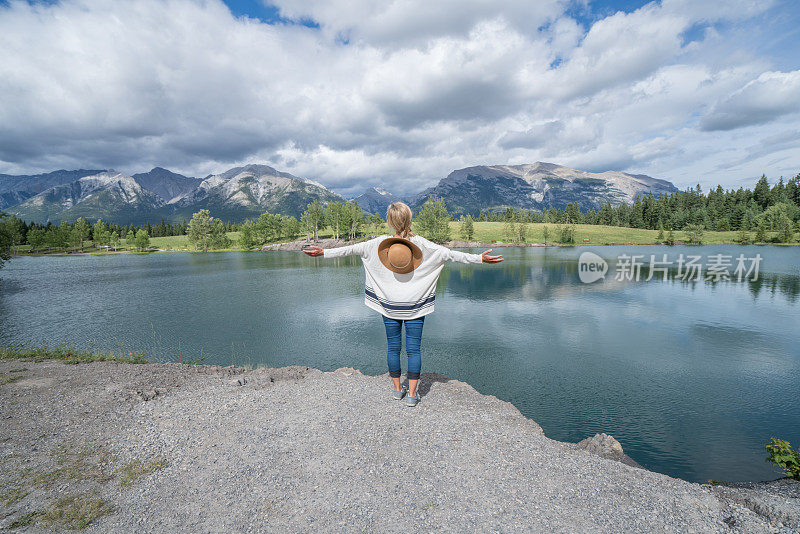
left=0, top=359, right=798, bottom=532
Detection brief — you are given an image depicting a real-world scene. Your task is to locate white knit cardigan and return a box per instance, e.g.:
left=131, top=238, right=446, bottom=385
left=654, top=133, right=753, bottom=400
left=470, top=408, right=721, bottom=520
left=323, top=234, right=484, bottom=320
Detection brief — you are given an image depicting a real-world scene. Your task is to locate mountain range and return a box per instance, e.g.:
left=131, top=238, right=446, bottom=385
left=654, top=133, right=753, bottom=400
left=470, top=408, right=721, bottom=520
left=1, top=162, right=678, bottom=224
left=405, top=162, right=678, bottom=214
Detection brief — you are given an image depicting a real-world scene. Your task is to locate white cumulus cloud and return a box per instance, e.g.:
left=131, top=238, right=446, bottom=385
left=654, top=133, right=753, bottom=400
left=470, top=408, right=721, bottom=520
left=700, top=70, right=800, bottom=131
left=0, top=0, right=797, bottom=197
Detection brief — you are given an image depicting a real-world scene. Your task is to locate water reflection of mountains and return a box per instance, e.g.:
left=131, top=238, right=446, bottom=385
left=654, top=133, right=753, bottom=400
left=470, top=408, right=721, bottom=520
left=444, top=261, right=800, bottom=303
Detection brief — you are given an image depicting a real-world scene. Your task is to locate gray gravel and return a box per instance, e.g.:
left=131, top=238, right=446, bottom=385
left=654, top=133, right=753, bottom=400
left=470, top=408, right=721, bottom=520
left=1, top=359, right=797, bottom=532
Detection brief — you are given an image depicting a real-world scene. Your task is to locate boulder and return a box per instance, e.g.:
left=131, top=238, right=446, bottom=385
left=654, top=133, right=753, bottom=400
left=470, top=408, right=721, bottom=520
left=576, top=433, right=643, bottom=469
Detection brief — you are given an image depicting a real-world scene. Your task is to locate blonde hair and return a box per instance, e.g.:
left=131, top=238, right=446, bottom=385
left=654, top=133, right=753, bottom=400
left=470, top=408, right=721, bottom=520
left=386, top=201, right=413, bottom=239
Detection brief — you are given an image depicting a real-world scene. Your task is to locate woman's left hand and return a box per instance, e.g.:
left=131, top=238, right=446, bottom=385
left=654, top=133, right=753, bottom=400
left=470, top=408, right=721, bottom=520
left=481, top=249, right=504, bottom=263
left=303, top=246, right=324, bottom=257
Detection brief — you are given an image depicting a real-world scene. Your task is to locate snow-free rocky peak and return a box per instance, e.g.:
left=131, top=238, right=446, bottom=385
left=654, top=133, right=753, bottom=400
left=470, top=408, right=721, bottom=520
left=132, top=167, right=202, bottom=204
left=352, top=186, right=403, bottom=215
left=407, top=162, right=678, bottom=214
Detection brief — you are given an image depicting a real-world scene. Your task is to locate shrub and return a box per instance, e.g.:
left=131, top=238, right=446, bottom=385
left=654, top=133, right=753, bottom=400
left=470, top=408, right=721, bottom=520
left=736, top=228, right=751, bottom=245
left=556, top=224, right=575, bottom=244
left=765, top=437, right=800, bottom=479
left=134, top=229, right=150, bottom=252
left=755, top=220, right=768, bottom=242
left=683, top=223, right=705, bottom=245
left=776, top=213, right=794, bottom=243
left=502, top=219, right=516, bottom=242
left=459, top=214, right=474, bottom=240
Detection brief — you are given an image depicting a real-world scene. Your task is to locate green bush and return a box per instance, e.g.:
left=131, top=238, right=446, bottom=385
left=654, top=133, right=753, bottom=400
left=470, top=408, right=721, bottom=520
left=736, top=228, right=751, bottom=245
left=683, top=223, right=705, bottom=245
left=765, top=437, right=800, bottom=479
left=459, top=214, right=474, bottom=240
left=555, top=223, right=575, bottom=243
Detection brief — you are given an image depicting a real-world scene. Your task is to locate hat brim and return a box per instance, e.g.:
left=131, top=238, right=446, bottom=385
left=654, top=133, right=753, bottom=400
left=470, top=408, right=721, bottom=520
left=377, top=237, right=423, bottom=274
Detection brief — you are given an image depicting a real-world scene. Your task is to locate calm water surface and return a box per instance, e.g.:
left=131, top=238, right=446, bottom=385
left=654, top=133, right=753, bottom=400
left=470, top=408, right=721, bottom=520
left=1, top=245, right=798, bottom=483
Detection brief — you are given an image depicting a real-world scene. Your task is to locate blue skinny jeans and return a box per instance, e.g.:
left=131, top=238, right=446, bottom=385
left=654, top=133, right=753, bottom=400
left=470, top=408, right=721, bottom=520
left=382, top=315, right=425, bottom=380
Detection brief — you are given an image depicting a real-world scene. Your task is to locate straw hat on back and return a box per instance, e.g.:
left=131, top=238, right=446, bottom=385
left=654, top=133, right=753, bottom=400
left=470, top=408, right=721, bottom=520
left=378, top=237, right=423, bottom=274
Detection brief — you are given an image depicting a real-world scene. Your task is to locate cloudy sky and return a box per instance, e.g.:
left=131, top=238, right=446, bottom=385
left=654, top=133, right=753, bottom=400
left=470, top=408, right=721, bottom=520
left=0, top=0, right=798, bottom=197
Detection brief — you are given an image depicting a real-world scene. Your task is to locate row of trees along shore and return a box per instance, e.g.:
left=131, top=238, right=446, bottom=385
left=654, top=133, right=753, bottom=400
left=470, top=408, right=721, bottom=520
left=0, top=172, right=798, bottom=260
left=475, top=174, right=800, bottom=232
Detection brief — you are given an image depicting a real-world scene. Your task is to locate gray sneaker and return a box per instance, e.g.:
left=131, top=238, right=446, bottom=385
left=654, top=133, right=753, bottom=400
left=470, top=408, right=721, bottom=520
left=405, top=390, right=421, bottom=407
left=393, top=385, right=407, bottom=400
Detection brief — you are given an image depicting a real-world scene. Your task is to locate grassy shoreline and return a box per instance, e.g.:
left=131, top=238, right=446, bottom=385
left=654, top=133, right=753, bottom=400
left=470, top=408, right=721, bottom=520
left=0, top=344, right=148, bottom=365
left=8, top=221, right=798, bottom=257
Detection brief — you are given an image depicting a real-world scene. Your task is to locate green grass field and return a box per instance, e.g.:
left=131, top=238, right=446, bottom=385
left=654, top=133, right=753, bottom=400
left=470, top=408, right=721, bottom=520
left=149, top=232, right=243, bottom=251
left=448, top=222, right=751, bottom=245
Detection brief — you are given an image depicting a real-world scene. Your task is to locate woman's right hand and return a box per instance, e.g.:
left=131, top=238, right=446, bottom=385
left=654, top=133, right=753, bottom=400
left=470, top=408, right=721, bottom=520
left=481, top=249, right=503, bottom=263
left=303, top=246, right=324, bottom=257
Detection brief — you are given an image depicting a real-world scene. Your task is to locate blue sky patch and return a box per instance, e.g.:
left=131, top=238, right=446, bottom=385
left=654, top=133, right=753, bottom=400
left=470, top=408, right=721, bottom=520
left=222, top=0, right=318, bottom=27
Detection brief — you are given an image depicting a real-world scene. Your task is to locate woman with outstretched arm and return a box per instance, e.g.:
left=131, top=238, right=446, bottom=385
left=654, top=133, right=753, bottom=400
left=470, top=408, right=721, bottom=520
left=303, top=202, right=503, bottom=407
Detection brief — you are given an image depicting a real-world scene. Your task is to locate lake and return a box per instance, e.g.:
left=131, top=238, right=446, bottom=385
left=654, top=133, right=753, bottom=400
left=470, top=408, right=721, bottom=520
left=1, top=244, right=798, bottom=483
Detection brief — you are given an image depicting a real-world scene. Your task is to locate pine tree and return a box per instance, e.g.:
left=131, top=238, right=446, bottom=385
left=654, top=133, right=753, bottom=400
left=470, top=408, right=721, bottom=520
left=683, top=224, right=705, bottom=245
left=208, top=219, right=232, bottom=249
left=755, top=219, right=768, bottom=243
left=517, top=221, right=527, bottom=243
left=0, top=212, right=13, bottom=268
left=754, top=174, right=771, bottom=209
left=777, top=213, right=794, bottom=243
left=459, top=214, right=474, bottom=240
left=736, top=227, right=750, bottom=245
left=503, top=218, right=516, bottom=242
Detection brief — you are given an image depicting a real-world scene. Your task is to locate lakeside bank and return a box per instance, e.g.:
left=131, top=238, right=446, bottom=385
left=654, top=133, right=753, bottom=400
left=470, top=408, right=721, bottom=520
left=1, top=357, right=797, bottom=532
left=9, top=220, right=799, bottom=257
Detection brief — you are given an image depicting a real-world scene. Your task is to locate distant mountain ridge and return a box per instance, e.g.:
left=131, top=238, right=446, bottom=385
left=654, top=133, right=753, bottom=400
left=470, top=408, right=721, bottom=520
left=0, top=169, right=105, bottom=209
left=168, top=164, right=345, bottom=222
left=11, top=172, right=165, bottom=224
left=2, top=161, right=679, bottom=224
left=132, top=168, right=202, bottom=203
left=404, top=162, right=678, bottom=215
left=6, top=164, right=347, bottom=224
left=350, top=187, right=403, bottom=215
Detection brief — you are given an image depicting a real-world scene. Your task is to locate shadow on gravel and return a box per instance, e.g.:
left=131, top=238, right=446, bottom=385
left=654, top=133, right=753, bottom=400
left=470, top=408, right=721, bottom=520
left=375, top=371, right=451, bottom=396
left=416, top=372, right=451, bottom=396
